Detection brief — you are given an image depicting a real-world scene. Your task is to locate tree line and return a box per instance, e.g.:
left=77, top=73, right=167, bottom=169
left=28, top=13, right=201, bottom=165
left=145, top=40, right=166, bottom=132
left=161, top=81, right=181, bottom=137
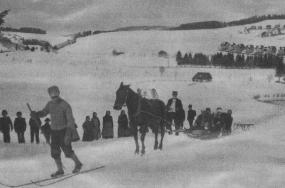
left=0, top=27, right=47, bottom=34
left=176, top=51, right=283, bottom=68
left=173, top=14, right=285, bottom=30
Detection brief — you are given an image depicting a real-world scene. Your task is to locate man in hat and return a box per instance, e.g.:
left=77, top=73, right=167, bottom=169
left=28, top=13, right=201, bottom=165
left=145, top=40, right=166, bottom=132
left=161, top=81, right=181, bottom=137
left=166, top=91, right=184, bottom=135
left=187, top=104, right=196, bottom=130
left=31, top=86, right=82, bottom=177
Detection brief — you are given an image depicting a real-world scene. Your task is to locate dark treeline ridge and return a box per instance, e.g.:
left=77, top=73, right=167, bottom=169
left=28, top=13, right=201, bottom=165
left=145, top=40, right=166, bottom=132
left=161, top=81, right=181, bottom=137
left=173, top=14, right=285, bottom=30
left=176, top=51, right=283, bottom=69
left=0, top=27, right=47, bottom=34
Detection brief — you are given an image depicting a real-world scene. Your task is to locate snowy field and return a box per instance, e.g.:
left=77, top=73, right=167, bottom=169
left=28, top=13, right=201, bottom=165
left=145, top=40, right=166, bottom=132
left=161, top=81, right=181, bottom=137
left=0, top=23, right=285, bottom=187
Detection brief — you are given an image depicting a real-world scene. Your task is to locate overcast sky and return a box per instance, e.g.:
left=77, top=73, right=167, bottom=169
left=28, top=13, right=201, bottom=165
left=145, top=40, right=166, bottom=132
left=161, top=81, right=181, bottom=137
left=1, top=0, right=285, bottom=33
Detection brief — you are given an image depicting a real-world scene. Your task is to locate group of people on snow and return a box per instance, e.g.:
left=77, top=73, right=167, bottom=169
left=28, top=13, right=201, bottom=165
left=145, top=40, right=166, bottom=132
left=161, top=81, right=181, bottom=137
left=0, top=109, right=132, bottom=144
left=81, top=109, right=131, bottom=141
left=166, top=91, right=233, bottom=136
left=0, top=110, right=52, bottom=144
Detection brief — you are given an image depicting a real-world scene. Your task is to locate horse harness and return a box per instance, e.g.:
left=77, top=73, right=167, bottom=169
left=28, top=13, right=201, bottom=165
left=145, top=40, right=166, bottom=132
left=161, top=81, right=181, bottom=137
left=125, top=88, right=171, bottom=126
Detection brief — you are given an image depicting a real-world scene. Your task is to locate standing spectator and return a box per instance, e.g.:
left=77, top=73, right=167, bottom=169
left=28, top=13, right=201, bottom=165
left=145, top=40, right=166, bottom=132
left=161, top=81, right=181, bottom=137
left=0, top=110, right=13, bottom=143
left=102, top=111, right=114, bottom=139
left=187, top=105, right=196, bottom=130
left=91, top=112, right=101, bottom=140
left=41, top=118, right=51, bottom=144
left=14, top=111, right=27, bottom=143
left=118, top=110, right=130, bottom=137
left=223, top=110, right=233, bottom=136
left=29, top=115, right=41, bottom=144
left=166, top=91, right=184, bottom=135
left=82, top=116, right=95, bottom=141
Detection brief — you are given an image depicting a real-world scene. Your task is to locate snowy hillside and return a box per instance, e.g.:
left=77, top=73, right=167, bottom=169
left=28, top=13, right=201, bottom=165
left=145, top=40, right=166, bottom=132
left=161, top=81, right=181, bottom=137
left=0, top=20, right=285, bottom=188
left=1, top=32, right=71, bottom=46
left=61, top=20, right=285, bottom=59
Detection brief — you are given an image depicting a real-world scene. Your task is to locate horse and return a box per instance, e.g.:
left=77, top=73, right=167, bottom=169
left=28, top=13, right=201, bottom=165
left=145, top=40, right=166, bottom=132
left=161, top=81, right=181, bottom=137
left=113, top=82, right=170, bottom=155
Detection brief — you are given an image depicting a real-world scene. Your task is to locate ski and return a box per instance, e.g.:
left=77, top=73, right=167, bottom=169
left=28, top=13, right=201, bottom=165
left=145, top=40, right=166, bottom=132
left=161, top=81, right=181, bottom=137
left=0, top=165, right=105, bottom=188
left=32, top=165, right=105, bottom=187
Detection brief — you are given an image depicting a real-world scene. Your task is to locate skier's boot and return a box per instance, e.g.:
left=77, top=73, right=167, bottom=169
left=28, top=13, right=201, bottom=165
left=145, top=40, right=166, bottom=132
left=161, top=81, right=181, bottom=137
left=71, top=154, right=83, bottom=173
left=51, top=158, right=64, bottom=178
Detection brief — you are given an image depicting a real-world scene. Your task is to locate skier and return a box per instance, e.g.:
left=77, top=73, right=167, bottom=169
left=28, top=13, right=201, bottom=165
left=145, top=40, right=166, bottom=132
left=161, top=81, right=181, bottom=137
left=118, top=110, right=130, bottom=137
left=91, top=112, right=101, bottom=140
left=31, top=85, right=82, bottom=177
left=102, top=111, right=114, bottom=139
left=166, top=91, right=184, bottom=135
left=29, top=115, right=41, bottom=144
left=14, top=111, right=27, bottom=143
left=0, top=110, right=13, bottom=143
left=187, top=104, right=196, bottom=130
left=41, top=118, right=51, bottom=144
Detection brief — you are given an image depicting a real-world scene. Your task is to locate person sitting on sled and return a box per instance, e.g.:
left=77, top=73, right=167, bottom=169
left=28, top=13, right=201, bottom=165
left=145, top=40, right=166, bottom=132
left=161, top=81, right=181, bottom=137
left=31, top=86, right=82, bottom=177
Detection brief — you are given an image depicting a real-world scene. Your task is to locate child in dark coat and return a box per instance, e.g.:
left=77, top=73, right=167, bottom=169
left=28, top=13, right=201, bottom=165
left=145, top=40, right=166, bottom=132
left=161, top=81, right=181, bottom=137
left=14, top=112, right=27, bottom=143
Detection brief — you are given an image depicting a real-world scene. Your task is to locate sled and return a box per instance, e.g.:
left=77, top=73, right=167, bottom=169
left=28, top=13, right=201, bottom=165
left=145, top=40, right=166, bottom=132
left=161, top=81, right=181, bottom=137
left=184, top=129, right=221, bottom=140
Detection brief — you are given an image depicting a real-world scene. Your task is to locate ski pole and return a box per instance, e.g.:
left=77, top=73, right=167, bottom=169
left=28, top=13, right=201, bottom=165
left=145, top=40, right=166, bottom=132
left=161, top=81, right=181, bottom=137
left=26, top=103, right=41, bottom=128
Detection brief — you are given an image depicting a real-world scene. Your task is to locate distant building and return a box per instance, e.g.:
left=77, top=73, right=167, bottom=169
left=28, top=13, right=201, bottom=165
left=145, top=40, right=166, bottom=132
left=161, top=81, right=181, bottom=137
left=266, top=25, right=272, bottom=30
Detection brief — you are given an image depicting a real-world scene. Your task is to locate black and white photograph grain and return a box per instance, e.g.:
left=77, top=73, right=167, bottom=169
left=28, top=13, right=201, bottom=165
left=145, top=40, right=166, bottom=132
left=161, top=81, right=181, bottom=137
left=0, top=0, right=285, bottom=187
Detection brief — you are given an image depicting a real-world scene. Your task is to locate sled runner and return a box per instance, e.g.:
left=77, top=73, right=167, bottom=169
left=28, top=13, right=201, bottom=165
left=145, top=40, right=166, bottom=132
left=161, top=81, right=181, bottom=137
left=0, top=165, right=105, bottom=188
left=172, top=129, right=221, bottom=140
left=185, top=129, right=221, bottom=140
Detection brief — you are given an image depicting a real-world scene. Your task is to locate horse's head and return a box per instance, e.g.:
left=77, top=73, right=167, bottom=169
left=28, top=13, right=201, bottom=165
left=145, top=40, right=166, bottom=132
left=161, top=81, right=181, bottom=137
left=113, top=82, right=130, bottom=110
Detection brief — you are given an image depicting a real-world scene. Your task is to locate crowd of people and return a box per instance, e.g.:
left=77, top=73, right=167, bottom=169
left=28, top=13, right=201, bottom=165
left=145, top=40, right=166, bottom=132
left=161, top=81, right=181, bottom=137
left=166, top=91, right=233, bottom=136
left=0, top=90, right=234, bottom=144
left=0, top=109, right=132, bottom=144
left=81, top=110, right=131, bottom=141
left=0, top=110, right=52, bottom=144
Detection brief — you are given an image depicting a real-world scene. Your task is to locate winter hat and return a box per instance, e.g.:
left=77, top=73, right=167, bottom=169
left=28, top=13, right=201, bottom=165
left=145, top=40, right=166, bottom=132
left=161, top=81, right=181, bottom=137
left=48, top=86, right=60, bottom=97
left=2, top=110, right=7, bottom=116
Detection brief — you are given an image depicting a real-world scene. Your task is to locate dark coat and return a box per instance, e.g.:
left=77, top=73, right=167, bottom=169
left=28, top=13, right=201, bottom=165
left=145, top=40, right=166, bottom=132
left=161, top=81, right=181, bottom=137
left=14, top=117, right=27, bottom=133
left=91, top=117, right=101, bottom=140
left=212, top=113, right=226, bottom=132
left=29, top=118, right=41, bottom=130
left=41, top=123, right=51, bottom=134
left=0, top=117, right=13, bottom=132
left=118, top=114, right=130, bottom=137
left=82, top=121, right=95, bottom=141
left=166, top=98, right=184, bottom=121
left=176, top=108, right=185, bottom=122
left=187, top=110, right=196, bottom=121
left=224, top=114, right=233, bottom=131
left=102, top=115, right=113, bottom=139
left=166, top=98, right=183, bottom=113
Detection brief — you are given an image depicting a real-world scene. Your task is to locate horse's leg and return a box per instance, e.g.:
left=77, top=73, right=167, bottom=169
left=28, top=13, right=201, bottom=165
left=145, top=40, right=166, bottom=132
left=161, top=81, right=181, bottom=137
left=154, top=126, right=159, bottom=150
left=159, top=121, right=165, bottom=150
left=140, top=126, right=147, bottom=155
left=133, top=125, right=140, bottom=154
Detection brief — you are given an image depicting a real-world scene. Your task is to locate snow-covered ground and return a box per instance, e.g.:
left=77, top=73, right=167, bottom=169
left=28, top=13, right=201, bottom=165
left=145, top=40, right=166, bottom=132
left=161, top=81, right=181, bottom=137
left=0, top=21, right=285, bottom=187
